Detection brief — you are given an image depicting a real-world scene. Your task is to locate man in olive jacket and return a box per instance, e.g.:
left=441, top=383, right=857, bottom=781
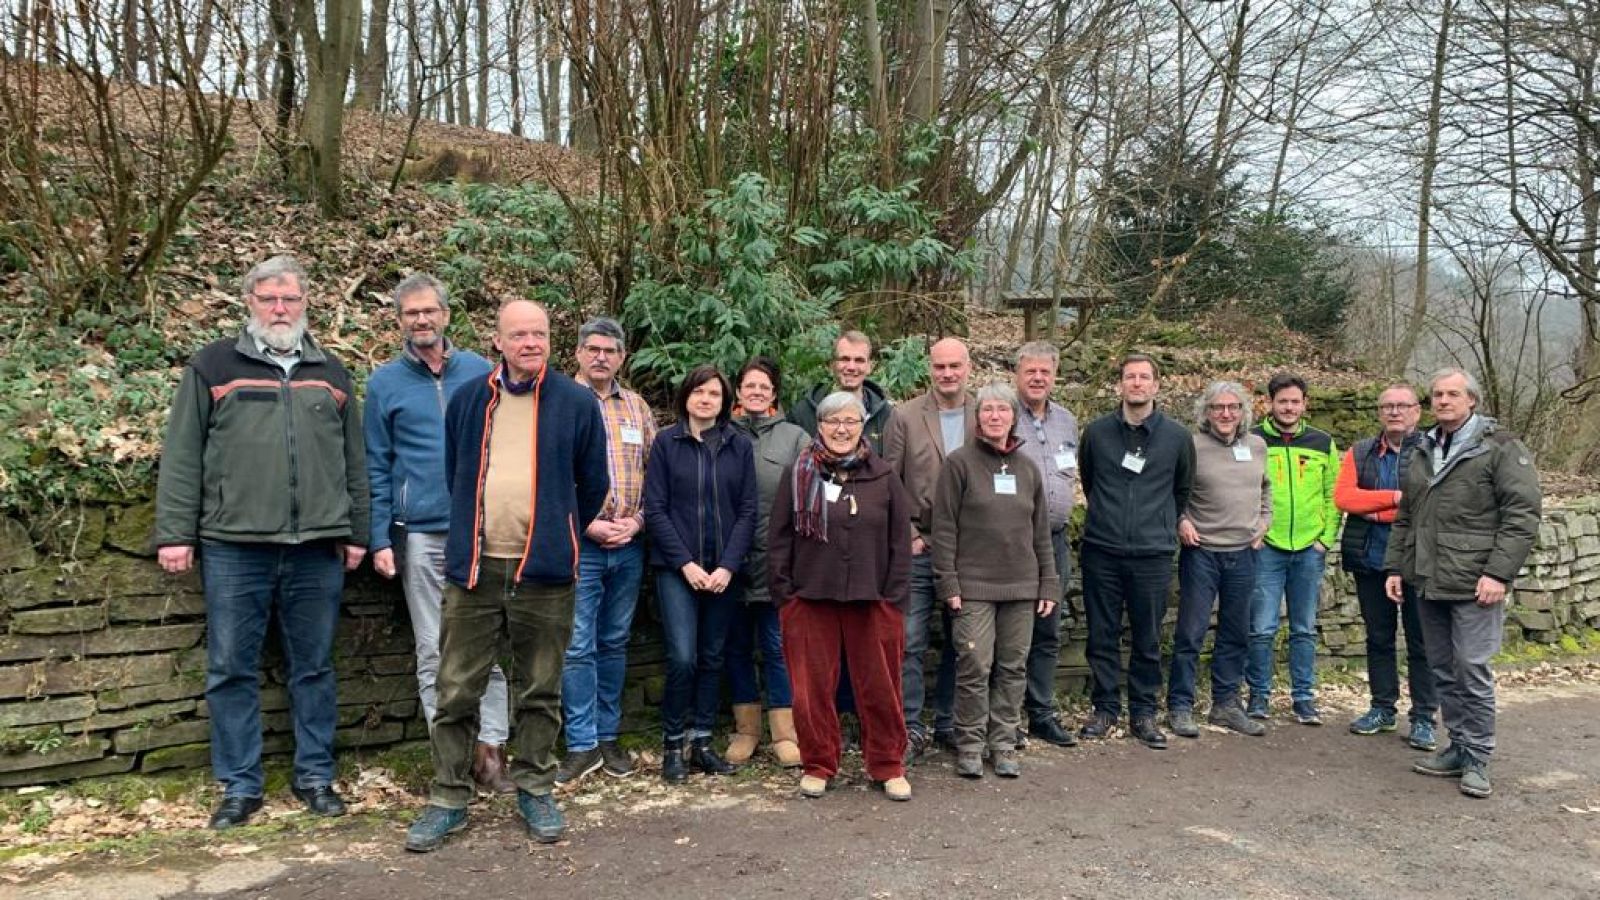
left=1384, top=367, right=1541, bottom=800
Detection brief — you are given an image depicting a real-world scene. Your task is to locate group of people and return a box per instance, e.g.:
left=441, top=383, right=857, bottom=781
left=153, top=255, right=1543, bottom=855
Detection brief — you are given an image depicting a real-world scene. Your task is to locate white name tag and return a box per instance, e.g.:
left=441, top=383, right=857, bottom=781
left=1233, top=445, right=1253, bottom=462
left=824, top=481, right=843, bottom=503
left=1122, top=452, right=1146, bottom=474
left=994, top=473, right=1018, bottom=495
left=621, top=426, right=644, bottom=446
left=1055, top=450, right=1077, bottom=470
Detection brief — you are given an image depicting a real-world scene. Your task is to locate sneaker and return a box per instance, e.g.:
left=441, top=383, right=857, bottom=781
left=1079, top=710, right=1118, bottom=740
left=1292, top=700, right=1323, bottom=726
left=1246, top=694, right=1270, bottom=720
left=799, top=774, right=829, bottom=798
left=1413, top=744, right=1466, bottom=778
left=879, top=776, right=912, bottom=801
left=1130, top=716, right=1167, bottom=750
left=1027, top=716, right=1079, bottom=747
left=1168, top=708, right=1200, bottom=739
left=517, top=790, right=565, bottom=844
left=554, top=747, right=603, bottom=786
left=1208, top=701, right=1266, bottom=737
left=405, top=805, right=468, bottom=853
left=993, top=749, right=1021, bottom=778
left=1406, top=719, right=1438, bottom=752
left=955, top=751, right=984, bottom=778
left=599, top=741, right=634, bottom=777
left=1460, top=758, right=1492, bottom=798
left=1349, top=708, right=1397, bottom=735
left=903, top=729, right=931, bottom=767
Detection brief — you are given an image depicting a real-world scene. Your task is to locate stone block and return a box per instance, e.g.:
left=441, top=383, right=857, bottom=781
left=32, top=506, right=108, bottom=558
left=0, top=517, right=38, bottom=572
left=333, top=675, right=417, bottom=706
left=1518, top=591, right=1556, bottom=611
left=10, top=605, right=108, bottom=635
left=1573, top=513, right=1598, bottom=538
left=1515, top=609, right=1557, bottom=631
left=139, top=742, right=210, bottom=773
left=1528, top=629, right=1561, bottom=644
left=0, top=737, right=109, bottom=773
left=335, top=721, right=406, bottom=749
left=0, top=654, right=175, bottom=699
left=66, top=699, right=196, bottom=734
left=0, top=753, right=134, bottom=787
left=335, top=620, right=415, bottom=659
left=95, top=677, right=205, bottom=711
left=2, top=555, right=201, bottom=612
left=104, top=502, right=158, bottom=557
left=108, top=594, right=206, bottom=622
left=2, top=625, right=205, bottom=660
left=0, top=695, right=96, bottom=728
left=368, top=654, right=417, bottom=677
left=113, top=718, right=211, bottom=754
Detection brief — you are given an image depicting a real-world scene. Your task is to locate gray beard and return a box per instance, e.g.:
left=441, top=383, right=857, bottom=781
left=247, top=316, right=308, bottom=353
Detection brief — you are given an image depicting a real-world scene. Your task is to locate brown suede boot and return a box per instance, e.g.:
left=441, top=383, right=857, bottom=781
left=725, top=703, right=763, bottom=765
left=767, top=708, right=802, bottom=768
left=473, top=742, right=516, bottom=794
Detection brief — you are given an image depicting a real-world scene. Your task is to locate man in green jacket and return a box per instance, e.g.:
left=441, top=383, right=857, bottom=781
left=1247, top=372, right=1341, bottom=725
left=155, top=255, right=369, bottom=830
left=1386, top=368, right=1541, bottom=799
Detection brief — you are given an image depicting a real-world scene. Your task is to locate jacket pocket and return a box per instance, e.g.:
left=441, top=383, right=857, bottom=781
left=1434, top=531, right=1494, bottom=594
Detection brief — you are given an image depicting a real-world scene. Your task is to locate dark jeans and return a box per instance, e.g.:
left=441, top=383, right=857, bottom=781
left=429, top=557, right=576, bottom=808
left=1024, top=529, right=1070, bottom=724
left=1167, top=546, right=1256, bottom=711
left=656, top=569, right=739, bottom=741
left=1354, top=571, right=1438, bottom=722
left=1082, top=545, right=1173, bottom=719
left=200, top=538, right=343, bottom=799
left=901, top=551, right=957, bottom=737
left=726, top=601, right=793, bottom=708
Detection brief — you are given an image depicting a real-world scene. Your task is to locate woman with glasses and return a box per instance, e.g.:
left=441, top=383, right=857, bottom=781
left=769, top=392, right=913, bottom=800
left=933, top=380, right=1058, bottom=779
left=643, top=364, right=759, bottom=783
left=723, top=357, right=810, bottom=768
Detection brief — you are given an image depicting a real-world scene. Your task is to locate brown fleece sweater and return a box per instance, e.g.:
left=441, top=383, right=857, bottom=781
left=931, top=439, right=1059, bottom=603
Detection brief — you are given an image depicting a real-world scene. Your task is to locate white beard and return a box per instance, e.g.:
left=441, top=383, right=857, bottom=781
left=247, top=315, right=308, bottom=353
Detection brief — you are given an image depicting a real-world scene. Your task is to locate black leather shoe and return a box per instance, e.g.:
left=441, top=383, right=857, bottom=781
left=1078, top=710, right=1118, bottom=740
left=291, top=784, right=348, bottom=817
left=1029, top=717, right=1079, bottom=747
left=209, top=795, right=264, bottom=830
left=661, top=739, right=688, bottom=784
left=1131, top=716, right=1168, bottom=750
left=689, top=737, right=736, bottom=775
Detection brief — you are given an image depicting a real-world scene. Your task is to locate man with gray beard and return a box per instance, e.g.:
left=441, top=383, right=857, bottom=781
left=156, top=255, right=370, bottom=829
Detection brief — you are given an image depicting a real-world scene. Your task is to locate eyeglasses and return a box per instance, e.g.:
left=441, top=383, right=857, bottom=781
left=1207, top=403, right=1243, bottom=413
left=250, top=292, right=305, bottom=309
left=820, top=417, right=863, bottom=429
left=580, top=345, right=621, bottom=356
left=1378, top=403, right=1418, bottom=414
left=400, top=307, right=444, bottom=321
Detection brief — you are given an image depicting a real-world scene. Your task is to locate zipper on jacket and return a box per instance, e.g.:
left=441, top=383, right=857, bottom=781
left=281, top=366, right=301, bottom=539
left=710, top=437, right=724, bottom=564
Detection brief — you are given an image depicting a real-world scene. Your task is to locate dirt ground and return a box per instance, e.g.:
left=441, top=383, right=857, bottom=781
left=12, top=675, right=1599, bottom=900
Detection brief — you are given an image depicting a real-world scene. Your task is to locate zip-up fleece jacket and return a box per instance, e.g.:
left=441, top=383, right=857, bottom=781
left=788, top=378, right=895, bottom=454
left=442, top=364, right=610, bottom=588
left=1078, top=407, right=1195, bottom=556
left=155, top=330, right=369, bottom=547
left=363, top=343, right=493, bottom=550
left=1253, top=418, right=1341, bottom=552
left=1383, top=416, right=1541, bottom=601
left=642, top=421, right=759, bottom=574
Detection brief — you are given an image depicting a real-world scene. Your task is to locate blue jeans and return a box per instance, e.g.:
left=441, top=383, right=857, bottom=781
left=562, top=538, right=645, bottom=751
left=1247, top=544, right=1325, bottom=703
left=200, top=539, right=344, bottom=799
left=656, top=569, right=739, bottom=741
left=726, top=602, right=793, bottom=708
left=901, top=551, right=956, bottom=737
left=1168, top=546, right=1257, bottom=711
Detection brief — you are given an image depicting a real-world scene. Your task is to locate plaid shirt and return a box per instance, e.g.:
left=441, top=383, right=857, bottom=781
left=589, top=381, right=656, bottom=522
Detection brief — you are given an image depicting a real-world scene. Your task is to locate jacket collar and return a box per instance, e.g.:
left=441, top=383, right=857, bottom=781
left=1260, top=416, right=1305, bottom=440
left=402, top=337, right=455, bottom=373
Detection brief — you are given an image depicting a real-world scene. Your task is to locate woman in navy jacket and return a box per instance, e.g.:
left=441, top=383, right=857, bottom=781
left=643, top=364, right=759, bottom=782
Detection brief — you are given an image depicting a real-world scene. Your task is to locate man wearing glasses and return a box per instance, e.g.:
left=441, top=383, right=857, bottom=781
left=788, top=330, right=895, bottom=453
left=364, top=274, right=510, bottom=793
left=155, top=255, right=370, bottom=829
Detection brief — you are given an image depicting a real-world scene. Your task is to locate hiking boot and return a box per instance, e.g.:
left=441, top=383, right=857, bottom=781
left=878, top=776, right=912, bottom=801
left=1246, top=694, right=1270, bottom=720
left=1349, top=708, right=1397, bottom=735
left=517, top=790, right=565, bottom=844
left=1130, top=716, right=1167, bottom=750
left=1406, top=719, right=1438, bottom=752
left=1079, top=710, right=1118, bottom=740
left=955, top=751, right=984, bottom=778
left=1028, top=716, right=1079, bottom=748
left=1413, top=744, right=1467, bottom=778
left=689, top=737, right=736, bottom=775
left=1208, top=701, right=1266, bottom=736
left=554, top=747, right=603, bottom=787
left=904, top=729, right=932, bottom=767
left=993, top=749, right=1021, bottom=778
left=1292, top=700, right=1323, bottom=726
left=599, top=740, right=634, bottom=777
left=405, top=804, right=467, bottom=853
left=1168, top=708, right=1200, bottom=739
left=661, top=738, right=688, bottom=784
left=1459, top=758, right=1492, bottom=798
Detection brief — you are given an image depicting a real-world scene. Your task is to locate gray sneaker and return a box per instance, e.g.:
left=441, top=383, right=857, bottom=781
left=1168, top=708, right=1200, bottom=739
left=1460, top=758, right=1492, bottom=798
left=1413, top=744, right=1467, bottom=778
left=1208, top=701, right=1266, bottom=737
left=955, top=751, right=984, bottom=778
left=993, top=749, right=1021, bottom=778
left=554, top=747, right=603, bottom=786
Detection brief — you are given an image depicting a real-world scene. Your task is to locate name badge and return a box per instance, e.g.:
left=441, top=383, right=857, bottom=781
left=1055, top=450, right=1077, bottom=470
left=1232, top=445, right=1253, bottom=462
left=1122, top=452, right=1146, bottom=474
left=621, top=426, right=644, bottom=446
left=994, top=473, right=1018, bottom=495
left=824, top=481, right=843, bottom=503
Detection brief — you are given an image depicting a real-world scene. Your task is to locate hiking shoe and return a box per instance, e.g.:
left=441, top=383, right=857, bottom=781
left=1406, top=719, right=1438, bottom=752
left=993, top=749, right=1021, bottom=778
left=799, top=774, right=829, bottom=798
left=1246, top=694, right=1270, bottom=720
left=1168, top=708, right=1200, bottom=739
left=879, top=776, right=912, bottom=801
left=955, top=751, right=984, bottom=778
left=405, top=805, right=467, bottom=853
left=1028, top=716, right=1079, bottom=747
left=1292, top=700, right=1323, bottom=726
left=1131, top=716, right=1167, bottom=749
left=554, top=747, right=603, bottom=786
left=599, top=741, right=634, bottom=777
left=517, top=790, right=565, bottom=843
left=1349, top=708, right=1397, bottom=735
left=1460, top=758, right=1492, bottom=798
left=1413, top=744, right=1467, bottom=778
left=1079, top=710, right=1118, bottom=740
left=1208, top=701, right=1266, bottom=736
left=904, top=729, right=932, bottom=767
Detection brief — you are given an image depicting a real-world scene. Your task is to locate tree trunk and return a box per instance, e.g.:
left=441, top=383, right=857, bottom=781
left=294, top=0, right=361, bottom=215
left=454, top=0, right=470, bottom=125
left=352, top=0, right=391, bottom=109
left=541, top=0, right=563, bottom=143
left=475, top=0, right=489, bottom=127
left=1394, top=0, right=1455, bottom=376
left=568, top=0, right=597, bottom=149
left=904, top=0, right=950, bottom=124
left=507, top=0, right=525, bottom=136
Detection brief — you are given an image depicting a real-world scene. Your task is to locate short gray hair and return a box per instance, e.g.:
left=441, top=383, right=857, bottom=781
left=1015, top=341, right=1059, bottom=368
left=242, top=255, right=308, bottom=298
left=815, top=390, right=866, bottom=423
left=393, top=273, right=449, bottom=311
left=975, top=379, right=1020, bottom=419
left=1195, top=380, right=1253, bottom=435
left=579, top=317, right=627, bottom=347
left=1428, top=367, right=1482, bottom=405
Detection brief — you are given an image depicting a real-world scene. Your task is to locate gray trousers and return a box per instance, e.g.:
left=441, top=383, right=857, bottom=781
left=1415, top=593, right=1505, bottom=761
left=398, top=530, right=510, bottom=745
left=953, top=600, right=1033, bottom=755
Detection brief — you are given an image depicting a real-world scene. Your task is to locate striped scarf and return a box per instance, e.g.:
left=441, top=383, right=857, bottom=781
left=791, top=434, right=869, bottom=542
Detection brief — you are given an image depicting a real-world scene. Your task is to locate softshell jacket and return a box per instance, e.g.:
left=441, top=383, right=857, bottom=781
left=731, top=413, right=810, bottom=603
left=1254, top=418, right=1341, bottom=552
left=642, top=421, right=760, bottom=575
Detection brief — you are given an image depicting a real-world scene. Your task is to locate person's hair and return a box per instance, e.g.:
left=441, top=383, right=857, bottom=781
left=1118, top=352, right=1159, bottom=379
left=836, top=330, right=873, bottom=356
left=578, top=316, right=627, bottom=348
left=242, top=255, right=308, bottom=298
left=1266, top=371, right=1308, bottom=399
left=1015, top=341, right=1059, bottom=368
left=815, top=390, right=867, bottom=423
left=975, top=379, right=1020, bottom=420
left=674, top=364, right=734, bottom=424
left=736, top=355, right=783, bottom=399
left=1428, top=367, right=1482, bottom=404
left=1194, top=380, right=1254, bottom=435
left=392, top=273, right=449, bottom=312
